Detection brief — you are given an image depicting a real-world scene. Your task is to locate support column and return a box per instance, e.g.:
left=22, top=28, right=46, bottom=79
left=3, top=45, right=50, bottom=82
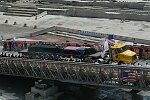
left=137, top=91, right=150, bottom=100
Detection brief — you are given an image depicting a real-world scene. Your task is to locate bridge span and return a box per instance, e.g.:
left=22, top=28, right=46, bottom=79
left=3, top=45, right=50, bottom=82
left=0, top=57, right=150, bottom=90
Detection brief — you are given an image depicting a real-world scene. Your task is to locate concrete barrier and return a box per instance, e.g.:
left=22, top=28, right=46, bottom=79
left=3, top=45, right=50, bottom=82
left=58, top=1, right=144, bottom=10
left=0, top=1, right=7, bottom=12
left=30, top=26, right=55, bottom=37
left=0, top=33, right=31, bottom=40
left=1, top=25, right=150, bottom=45
left=44, top=6, right=150, bottom=21
left=54, top=26, right=150, bottom=45
left=36, top=11, right=47, bottom=19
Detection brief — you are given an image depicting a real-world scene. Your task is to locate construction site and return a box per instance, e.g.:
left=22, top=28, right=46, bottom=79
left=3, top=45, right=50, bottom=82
left=0, top=0, right=150, bottom=100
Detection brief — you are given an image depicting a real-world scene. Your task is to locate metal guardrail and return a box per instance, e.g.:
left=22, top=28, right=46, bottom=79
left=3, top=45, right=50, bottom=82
left=0, top=57, right=150, bottom=90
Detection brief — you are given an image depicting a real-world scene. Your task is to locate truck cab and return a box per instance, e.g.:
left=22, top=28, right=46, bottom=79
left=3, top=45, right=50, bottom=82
left=110, top=44, right=138, bottom=64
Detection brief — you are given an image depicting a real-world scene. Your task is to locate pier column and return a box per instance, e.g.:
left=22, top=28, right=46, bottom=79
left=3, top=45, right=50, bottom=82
left=137, top=91, right=150, bottom=100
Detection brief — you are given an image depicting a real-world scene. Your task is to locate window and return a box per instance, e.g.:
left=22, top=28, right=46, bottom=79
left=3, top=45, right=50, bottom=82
left=117, top=46, right=126, bottom=53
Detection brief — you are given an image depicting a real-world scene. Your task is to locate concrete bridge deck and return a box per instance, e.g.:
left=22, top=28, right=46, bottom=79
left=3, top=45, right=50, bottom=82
left=0, top=57, right=150, bottom=90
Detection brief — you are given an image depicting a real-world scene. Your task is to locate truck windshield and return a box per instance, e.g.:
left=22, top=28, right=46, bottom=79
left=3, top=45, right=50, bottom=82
left=117, top=46, right=126, bottom=53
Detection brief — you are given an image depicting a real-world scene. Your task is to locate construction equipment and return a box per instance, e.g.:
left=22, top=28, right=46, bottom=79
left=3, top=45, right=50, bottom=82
left=109, top=44, right=138, bottom=64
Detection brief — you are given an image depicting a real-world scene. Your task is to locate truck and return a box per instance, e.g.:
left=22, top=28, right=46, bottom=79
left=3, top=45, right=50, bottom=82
left=108, top=44, right=138, bottom=64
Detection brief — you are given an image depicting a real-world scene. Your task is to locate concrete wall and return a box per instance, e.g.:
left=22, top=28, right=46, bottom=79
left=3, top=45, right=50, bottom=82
left=55, top=26, right=150, bottom=45
left=0, top=5, right=7, bottom=11
left=64, top=8, right=150, bottom=21
left=46, top=0, right=145, bottom=10
left=43, top=8, right=150, bottom=21
left=0, top=1, right=7, bottom=11
left=38, top=1, right=150, bottom=21
left=38, top=9, right=65, bottom=15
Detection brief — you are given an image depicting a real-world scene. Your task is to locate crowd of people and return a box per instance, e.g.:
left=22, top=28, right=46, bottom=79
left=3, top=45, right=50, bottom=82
left=0, top=52, right=96, bottom=63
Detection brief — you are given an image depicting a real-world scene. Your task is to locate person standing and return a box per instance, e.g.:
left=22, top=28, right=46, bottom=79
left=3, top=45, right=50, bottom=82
left=145, top=47, right=149, bottom=60
left=138, top=46, right=143, bottom=60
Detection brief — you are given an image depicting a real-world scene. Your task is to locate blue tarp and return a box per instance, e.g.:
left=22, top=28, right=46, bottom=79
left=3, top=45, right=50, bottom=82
left=76, top=47, right=86, bottom=54
left=123, top=72, right=128, bottom=77
left=108, top=34, right=114, bottom=40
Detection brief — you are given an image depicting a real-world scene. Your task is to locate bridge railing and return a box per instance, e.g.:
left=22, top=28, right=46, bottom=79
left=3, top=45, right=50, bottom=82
left=0, top=57, right=150, bottom=90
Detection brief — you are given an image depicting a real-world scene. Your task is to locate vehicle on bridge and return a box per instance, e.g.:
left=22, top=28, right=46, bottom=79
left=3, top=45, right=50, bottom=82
left=19, top=44, right=97, bottom=61
left=109, top=44, right=138, bottom=64
left=90, top=43, right=138, bottom=64
left=1, top=39, right=142, bottom=64
left=19, top=43, right=138, bottom=64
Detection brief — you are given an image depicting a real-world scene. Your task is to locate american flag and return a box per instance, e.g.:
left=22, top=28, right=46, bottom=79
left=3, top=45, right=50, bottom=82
left=122, top=71, right=137, bottom=83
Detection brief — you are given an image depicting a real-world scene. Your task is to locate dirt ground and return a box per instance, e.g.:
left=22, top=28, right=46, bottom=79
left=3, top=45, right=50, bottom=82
left=0, top=24, right=95, bottom=44
left=0, top=24, right=42, bottom=34
left=29, top=33, right=95, bottom=44
left=1, top=12, right=150, bottom=40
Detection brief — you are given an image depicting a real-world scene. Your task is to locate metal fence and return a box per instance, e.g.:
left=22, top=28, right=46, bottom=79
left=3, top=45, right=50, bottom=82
left=0, top=57, right=150, bottom=90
